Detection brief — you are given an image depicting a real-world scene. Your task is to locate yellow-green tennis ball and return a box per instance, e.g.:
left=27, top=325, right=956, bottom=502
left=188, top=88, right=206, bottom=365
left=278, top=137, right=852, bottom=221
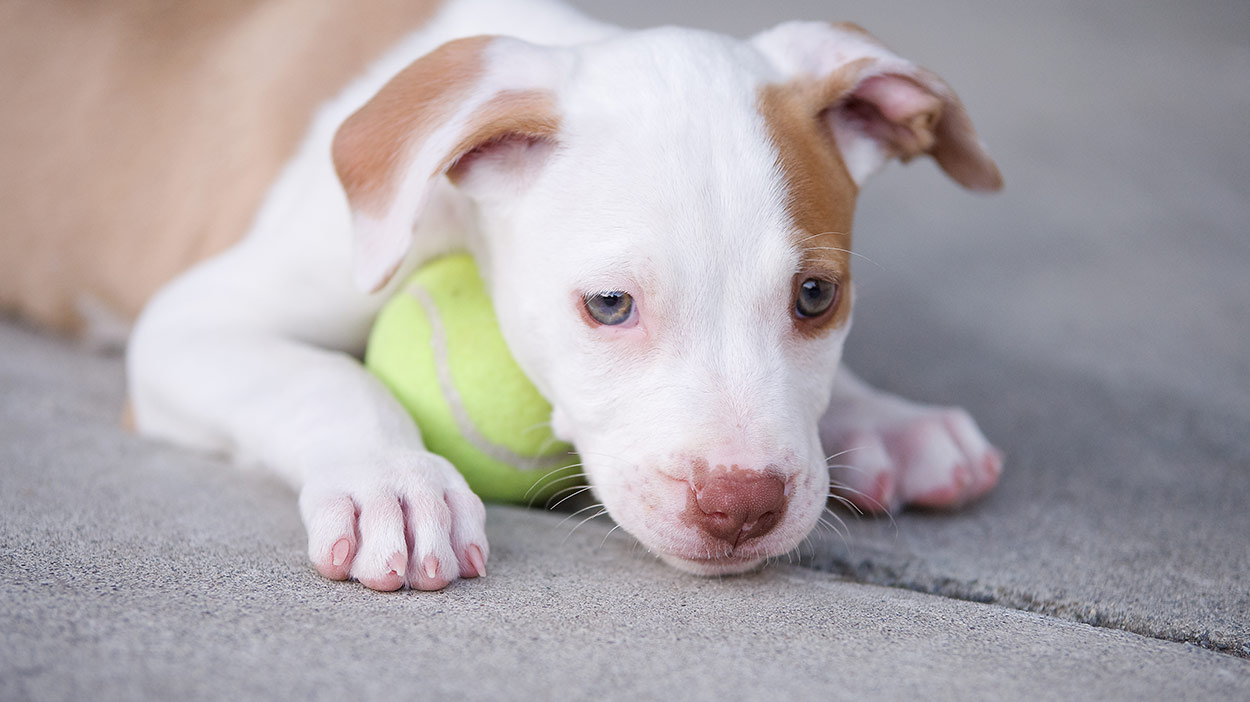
left=365, top=254, right=581, bottom=505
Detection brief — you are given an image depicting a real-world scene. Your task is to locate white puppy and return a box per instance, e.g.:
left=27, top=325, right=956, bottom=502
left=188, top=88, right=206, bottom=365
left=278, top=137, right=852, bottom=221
left=3, top=0, right=1003, bottom=590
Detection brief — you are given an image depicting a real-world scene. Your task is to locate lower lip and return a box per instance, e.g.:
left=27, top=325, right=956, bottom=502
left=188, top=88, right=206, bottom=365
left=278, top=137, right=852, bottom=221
left=661, top=551, right=766, bottom=575
left=685, top=553, right=760, bottom=566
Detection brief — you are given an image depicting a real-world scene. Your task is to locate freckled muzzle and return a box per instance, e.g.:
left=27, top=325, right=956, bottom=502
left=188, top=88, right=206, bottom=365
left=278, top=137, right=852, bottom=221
left=608, top=459, right=814, bottom=576
left=574, top=424, right=827, bottom=575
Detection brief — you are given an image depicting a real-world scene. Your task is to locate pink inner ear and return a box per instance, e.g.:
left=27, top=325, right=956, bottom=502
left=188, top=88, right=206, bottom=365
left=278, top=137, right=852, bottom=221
left=835, top=74, right=943, bottom=160
left=446, top=134, right=558, bottom=195
left=853, top=75, right=941, bottom=124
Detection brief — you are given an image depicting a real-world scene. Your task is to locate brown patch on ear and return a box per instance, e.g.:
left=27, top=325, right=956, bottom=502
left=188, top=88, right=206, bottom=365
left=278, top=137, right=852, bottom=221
left=443, top=90, right=561, bottom=178
left=758, top=76, right=859, bottom=336
left=814, top=24, right=1002, bottom=193
left=845, top=69, right=1002, bottom=191
left=829, top=21, right=876, bottom=41
left=332, top=35, right=494, bottom=215
left=914, top=68, right=1004, bottom=192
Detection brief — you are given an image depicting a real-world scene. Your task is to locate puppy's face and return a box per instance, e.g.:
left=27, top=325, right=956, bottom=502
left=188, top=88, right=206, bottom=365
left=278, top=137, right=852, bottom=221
left=477, top=31, right=851, bottom=573
left=334, top=23, right=1001, bottom=573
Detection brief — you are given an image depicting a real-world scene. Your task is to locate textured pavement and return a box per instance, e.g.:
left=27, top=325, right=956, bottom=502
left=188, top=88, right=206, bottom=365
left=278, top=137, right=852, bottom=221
left=3, top=0, right=1250, bottom=698
left=1, top=320, right=1247, bottom=700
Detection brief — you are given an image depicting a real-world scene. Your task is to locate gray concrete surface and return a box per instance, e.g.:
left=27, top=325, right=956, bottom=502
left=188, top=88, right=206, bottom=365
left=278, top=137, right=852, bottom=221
left=1, top=321, right=1247, bottom=700
left=4, top=0, right=1250, bottom=698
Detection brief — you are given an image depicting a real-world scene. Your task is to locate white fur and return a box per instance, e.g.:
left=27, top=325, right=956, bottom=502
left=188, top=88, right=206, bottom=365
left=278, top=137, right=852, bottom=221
left=128, top=0, right=1002, bottom=588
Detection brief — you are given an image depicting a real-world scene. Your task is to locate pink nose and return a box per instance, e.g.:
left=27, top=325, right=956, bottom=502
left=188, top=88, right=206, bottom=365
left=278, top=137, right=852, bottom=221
left=687, top=470, right=787, bottom=546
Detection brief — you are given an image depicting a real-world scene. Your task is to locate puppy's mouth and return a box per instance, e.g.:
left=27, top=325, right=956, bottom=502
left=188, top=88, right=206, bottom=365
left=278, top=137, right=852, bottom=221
left=586, top=460, right=824, bottom=576
left=657, top=550, right=769, bottom=576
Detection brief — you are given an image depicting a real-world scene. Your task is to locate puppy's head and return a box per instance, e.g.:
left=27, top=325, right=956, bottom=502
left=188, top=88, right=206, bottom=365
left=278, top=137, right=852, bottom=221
left=333, top=23, right=1000, bottom=574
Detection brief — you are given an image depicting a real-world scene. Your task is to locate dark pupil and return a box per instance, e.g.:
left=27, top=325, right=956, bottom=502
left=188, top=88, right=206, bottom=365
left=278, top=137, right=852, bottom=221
left=797, top=279, right=836, bottom=318
left=587, top=292, right=633, bottom=325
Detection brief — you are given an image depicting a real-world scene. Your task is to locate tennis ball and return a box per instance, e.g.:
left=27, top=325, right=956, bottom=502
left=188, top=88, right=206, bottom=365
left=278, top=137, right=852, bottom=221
left=364, top=254, right=581, bottom=505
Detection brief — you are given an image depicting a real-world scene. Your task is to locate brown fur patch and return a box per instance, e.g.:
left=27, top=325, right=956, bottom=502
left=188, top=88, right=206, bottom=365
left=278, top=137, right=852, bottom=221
left=758, top=72, right=862, bottom=336
left=0, top=0, right=445, bottom=333
left=332, top=35, right=493, bottom=216
left=824, top=24, right=1002, bottom=191
left=829, top=21, right=876, bottom=41
left=913, top=68, right=1004, bottom=192
left=443, top=91, right=561, bottom=175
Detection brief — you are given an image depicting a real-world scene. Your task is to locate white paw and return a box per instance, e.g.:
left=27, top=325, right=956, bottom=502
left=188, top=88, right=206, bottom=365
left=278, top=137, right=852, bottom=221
left=823, top=405, right=1003, bottom=514
left=298, top=453, right=488, bottom=591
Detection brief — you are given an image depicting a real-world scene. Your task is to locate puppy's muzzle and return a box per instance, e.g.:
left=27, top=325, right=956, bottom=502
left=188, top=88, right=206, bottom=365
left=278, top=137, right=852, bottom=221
left=685, top=469, right=787, bottom=546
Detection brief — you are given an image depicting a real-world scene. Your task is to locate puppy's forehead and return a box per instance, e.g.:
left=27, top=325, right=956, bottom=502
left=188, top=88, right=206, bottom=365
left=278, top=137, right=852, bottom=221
left=548, top=28, right=854, bottom=319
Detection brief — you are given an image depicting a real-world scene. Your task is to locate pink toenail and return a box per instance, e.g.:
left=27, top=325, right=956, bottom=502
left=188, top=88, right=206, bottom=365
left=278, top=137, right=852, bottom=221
left=954, top=466, right=970, bottom=488
left=386, top=552, right=407, bottom=577
left=986, top=452, right=1003, bottom=476
left=467, top=545, right=486, bottom=578
left=422, top=555, right=439, bottom=580
left=331, top=538, right=350, bottom=567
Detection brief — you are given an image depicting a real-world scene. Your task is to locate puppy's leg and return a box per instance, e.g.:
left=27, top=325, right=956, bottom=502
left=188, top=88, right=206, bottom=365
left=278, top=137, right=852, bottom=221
left=819, top=370, right=1003, bottom=513
left=128, top=250, right=487, bottom=591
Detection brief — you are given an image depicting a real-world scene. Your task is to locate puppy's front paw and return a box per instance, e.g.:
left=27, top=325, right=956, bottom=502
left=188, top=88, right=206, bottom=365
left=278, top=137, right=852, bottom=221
left=825, top=406, right=1002, bottom=514
left=298, top=454, right=488, bottom=591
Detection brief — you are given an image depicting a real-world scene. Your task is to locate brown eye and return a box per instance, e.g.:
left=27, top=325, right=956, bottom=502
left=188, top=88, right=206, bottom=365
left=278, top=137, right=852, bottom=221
left=584, top=291, right=635, bottom=325
left=795, top=278, right=838, bottom=318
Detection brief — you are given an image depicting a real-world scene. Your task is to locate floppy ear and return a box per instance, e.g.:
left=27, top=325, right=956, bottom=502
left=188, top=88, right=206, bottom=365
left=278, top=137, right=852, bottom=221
left=751, top=21, right=1002, bottom=192
left=332, top=36, right=568, bottom=292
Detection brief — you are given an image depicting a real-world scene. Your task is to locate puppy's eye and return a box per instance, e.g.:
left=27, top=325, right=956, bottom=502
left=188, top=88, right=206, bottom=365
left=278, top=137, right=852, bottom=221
left=795, top=278, right=838, bottom=319
left=584, top=291, right=635, bottom=325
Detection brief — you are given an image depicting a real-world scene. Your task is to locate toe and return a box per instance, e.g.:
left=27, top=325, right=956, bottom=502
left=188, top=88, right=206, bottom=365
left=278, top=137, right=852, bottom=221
left=351, top=494, right=408, bottom=591
left=941, top=410, right=1004, bottom=502
left=299, top=491, right=357, bottom=581
left=463, top=544, right=487, bottom=579
left=966, top=447, right=1004, bottom=502
left=896, top=419, right=969, bottom=508
left=906, top=465, right=970, bottom=508
left=403, top=492, right=457, bottom=591
left=829, top=432, right=897, bottom=514
left=409, top=554, right=452, bottom=592
left=445, top=489, right=490, bottom=578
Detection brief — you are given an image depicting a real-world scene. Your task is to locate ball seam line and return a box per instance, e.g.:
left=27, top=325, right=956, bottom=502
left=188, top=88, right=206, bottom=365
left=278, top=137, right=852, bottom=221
left=405, top=281, right=572, bottom=473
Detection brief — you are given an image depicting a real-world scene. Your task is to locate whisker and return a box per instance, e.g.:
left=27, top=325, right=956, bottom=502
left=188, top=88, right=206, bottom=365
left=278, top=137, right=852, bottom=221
left=827, top=493, right=864, bottom=516
left=796, top=230, right=850, bottom=243
left=826, top=462, right=874, bottom=476
left=598, top=523, right=623, bottom=550
left=519, top=419, right=553, bottom=435
left=525, top=469, right=585, bottom=498
left=824, top=446, right=869, bottom=462
left=817, top=516, right=845, bottom=542
left=821, top=507, right=855, bottom=556
left=530, top=435, right=564, bottom=459
left=827, top=482, right=897, bottom=530
left=522, top=465, right=586, bottom=504
left=802, top=242, right=882, bottom=269
left=555, top=502, right=605, bottom=529
left=564, top=509, right=609, bottom=543
left=547, top=485, right=595, bottom=511
left=822, top=508, right=850, bottom=536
